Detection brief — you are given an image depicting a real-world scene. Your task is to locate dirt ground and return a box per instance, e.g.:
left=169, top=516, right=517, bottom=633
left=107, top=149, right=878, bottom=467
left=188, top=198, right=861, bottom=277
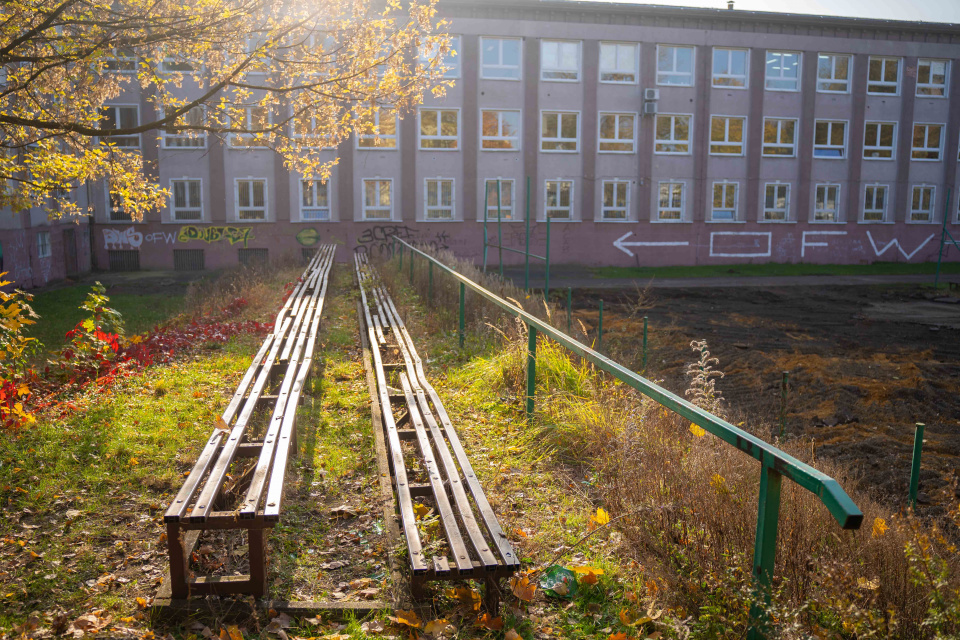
left=572, top=284, right=960, bottom=510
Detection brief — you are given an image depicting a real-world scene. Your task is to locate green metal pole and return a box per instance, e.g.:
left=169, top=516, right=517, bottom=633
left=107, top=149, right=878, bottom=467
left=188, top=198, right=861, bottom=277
left=526, top=324, right=537, bottom=422
left=934, top=187, right=951, bottom=289
left=391, top=236, right=396, bottom=258
left=545, top=213, right=551, bottom=300
left=458, top=282, right=465, bottom=349
left=524, top=176, right=531, bottom=292
left=642, top=316, right=648, bottom=371
left=399, top=243, right=403, bottom=270
left=598, top=300, right=604, bottom=351
left=483, top=181, right=490, bottom=272
left=497, top=179, right=503, bottom=279
left=566, top=287, right=572, bottom=333
left=748, top=464, right=783, bottom=640
left=909, top=422, right=925, bottom=509
left=428, top=261, right=433, bottom=300
left=779, top=371, right=789, bottom=439
left=409, top=248, right=414, bottom=281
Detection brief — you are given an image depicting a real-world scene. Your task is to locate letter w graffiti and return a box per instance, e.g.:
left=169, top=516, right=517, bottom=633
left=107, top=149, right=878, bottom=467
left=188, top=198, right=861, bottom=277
left=866, top=231, right=935, bottom=261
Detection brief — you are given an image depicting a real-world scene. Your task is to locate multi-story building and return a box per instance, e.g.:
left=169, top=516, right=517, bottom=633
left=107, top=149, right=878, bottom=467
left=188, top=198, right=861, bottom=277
left=5, top=0, right=960, bottom=286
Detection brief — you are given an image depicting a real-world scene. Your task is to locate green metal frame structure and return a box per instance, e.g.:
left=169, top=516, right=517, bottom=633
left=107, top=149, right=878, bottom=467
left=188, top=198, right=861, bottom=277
left=482, top=177, right=552, bottom=296
left=391, top=237, right=864, bottom=638
left=934, top=187, right=959, bottom=289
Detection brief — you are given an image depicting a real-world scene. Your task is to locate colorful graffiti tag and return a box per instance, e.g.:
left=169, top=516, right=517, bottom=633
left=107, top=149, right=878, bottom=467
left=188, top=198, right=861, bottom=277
left=355, top=225, right=450, bottom=256
left=177, top=226, right=254, bottom=247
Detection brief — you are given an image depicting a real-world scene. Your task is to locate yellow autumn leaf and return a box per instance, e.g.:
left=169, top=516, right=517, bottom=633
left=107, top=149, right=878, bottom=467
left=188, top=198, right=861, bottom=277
left=570, top=566, right=605, bottom=576
left=509, top=575, right=537, bottom=602
left=16, top=384, right=29, bottom=397
left=857, top=577, right=880, bottom=590
left=710, top=474, right=728, bottom=494
left=390, top=609, right=422, bottom=628
left=872, top=517, right=888, bottom=538
left=82, top=318, right=95, bottom=332
left=413, top=503, right=430, bottom=519
left=689, top=423, right=706, bottom=437
left=589, top=507, right=610, bottom=529
left=505, top=630, right=521, bottom=640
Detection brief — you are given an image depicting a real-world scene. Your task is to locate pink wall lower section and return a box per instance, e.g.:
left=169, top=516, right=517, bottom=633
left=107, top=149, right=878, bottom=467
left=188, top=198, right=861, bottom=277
left=1, top=222, right=92, bottom=289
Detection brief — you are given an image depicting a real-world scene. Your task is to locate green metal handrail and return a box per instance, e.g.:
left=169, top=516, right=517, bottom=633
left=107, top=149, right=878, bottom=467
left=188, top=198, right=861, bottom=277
left=390, top=236, right=863, bottom=636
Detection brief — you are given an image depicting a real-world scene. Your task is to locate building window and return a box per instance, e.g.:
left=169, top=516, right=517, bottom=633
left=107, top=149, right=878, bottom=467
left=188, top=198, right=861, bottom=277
left=171, top=179, right=202, bottom=221
left=162, top=106, right=205, bottom=148
left=656, top=45, right=695, bottom=86
left=763, top=183, right=790, bottom=221
left=481, top=109, right=520, bottom=150
left=541, top=111, right=579, bottom=152
left=912, top=123, right=943, bottom=161
left=480, top=37, right=521, bottom=80
left=817, top=53, right=851, bottom=93
left=544, top=180, right=573, bottom=220
left=37, top=231, right=51, bottom=259
left=107, top=187, right=131, bottom=222
left=813, top=120, right=847, bottom=158
left=236, top=179, right=267, bottom=220
left=709, top=116, right=745, bottom=155
left=863, top=122, right=896, bottom=159
left=173, top=249, right=205, bottom=271
left=419, top=108, right=458, bottom=150
left=599, top=42, right=638, bottom=83
left=358, top=108, right=397, bottom=149
left=419, top=34, right=460, bottom=78
left=601, top=180, right=630, bottom=221
left=910, top=185, right=935, bottom=222
left=711, top=182, right=738, bottom=221
left=230, top=106, right=270, bottom=148
left=160, top=57, right=195, bottom=74
left=103, top=48, right=136, bottom=72
left=541, top=40, right=580, bottom=81
left=762, top=118, right=797, bottom=156
left=863, top=184, right=888, bottom=222
left=362, top=179, right=392, bottom=220
left=765, top=51, right=800, bottom=91
left=712, top=48, right=748, bottom=88
left=424, top=178, right=454, bottom=220
left=657, top=182, right=684, bottom=221
left=867, top=57, right=900, bottom=94
left=654, top=114, right=692, bottom=154
left=917, top=59, right=948, bottom=97
left=483, top=179, right=514, bottom=221
left=814, top=184, right=841, bottom=222
left=100, top=105, right=140, bottom=148
left=301, top=180, right=330, bottom=221
left=292, top=114, right=335, bottom=148
left=598, top=113, right=635, bottom=153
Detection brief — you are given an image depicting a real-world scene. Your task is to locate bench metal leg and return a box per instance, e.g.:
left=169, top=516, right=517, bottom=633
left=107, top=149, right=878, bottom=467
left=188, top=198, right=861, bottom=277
left=249, top=529, right=267, bottom=597
left=166, top=522, right=189, bottom=599
left=410, top=574, right=428, bottom=601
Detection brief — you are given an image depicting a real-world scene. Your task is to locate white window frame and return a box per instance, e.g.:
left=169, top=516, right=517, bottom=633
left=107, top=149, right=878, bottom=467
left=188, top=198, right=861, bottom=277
left=656, top=45, right=695, bottom=87
left=813, top=183, right=841, bottom=223
left=711, top=181, right=739, bottom=222
left=540, top=111, right=579, bottom=153
left=762, top=118, right=798, bottom=157
left=162, top=106, right=206, bottom=149
left=160, top=57, right=197, bottom=74
left=817, top=53, right=851, bottom=93
left=712, top=48, right=748, bottom=88
left=598, top=112, right=636, bottom=154
left=480, top=109, right=521, bottom=151
left=291, top=114, right=335, bottom=149
left=300, top=179, right=331, bottom=222
left=544, top=179, right=574, bottom=221
left=234, top=177, right=268, bottom=221
left=418, top=108, right=459, bottom=150
left=229, top=106, right=272, bottom=149
left=656, top=181, right=685, bottom=221
left=911, top=123, right=944, bottom=161
left=170, top=178, right=203, bottom=222
left=654, top=114, right=692, bottom=155
left=100, top=104, right=140, bottom=149
left=423, top=178, right=455, bottom=221
left=863, top=121, right=896, bottom=160
left=357, top=108, right=397, bottom=149
left=813, top=120, right=847, bottom=159
left=481, top=178, right=516, bottom=222
left=362, top=178, right=393, bottom=221
left=419, top=34, right=460, bottom=79
left=600, top=180, right=631, bottom=222
left=540, top=40, right=581, bottom=82
left=599, top=42, right=638, bottom=84
left=762, top=183, right=790, bottom=222
left=37, top=231, right=51, bottom=259
left=916, top=59, right=949, bottom=97
left=709, top=115, right=746, bottom=156
left=106, top=185, right=132, bottom=222
left=765, top=51, right=801, bottom=92
left=862, top=184, right=889, bottom=223
left=103, top=48, right=136, bottom=73
left=867, top=56, right=901, bottom=95
left=910, top=185, right=935, bottom=223
left=480, top=36, right=522, bottom=80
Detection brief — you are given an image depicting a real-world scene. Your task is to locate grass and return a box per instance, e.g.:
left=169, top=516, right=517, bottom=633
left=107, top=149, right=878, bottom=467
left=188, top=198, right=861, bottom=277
left=591, top=260, right=960, bottom=280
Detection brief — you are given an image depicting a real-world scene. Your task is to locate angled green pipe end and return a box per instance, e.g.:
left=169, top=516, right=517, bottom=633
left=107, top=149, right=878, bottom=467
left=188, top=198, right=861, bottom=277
left=818, top=479, right=864, bottom=530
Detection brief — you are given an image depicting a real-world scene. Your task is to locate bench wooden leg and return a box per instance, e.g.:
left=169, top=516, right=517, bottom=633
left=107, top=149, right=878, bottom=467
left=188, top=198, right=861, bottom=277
left=249, top=529, right=267, bottom=598
left=166, top=522, right=189, bottom=599
left=410, top=575, right=427, bottom=601
left=483, top=576, right=502, bottom=615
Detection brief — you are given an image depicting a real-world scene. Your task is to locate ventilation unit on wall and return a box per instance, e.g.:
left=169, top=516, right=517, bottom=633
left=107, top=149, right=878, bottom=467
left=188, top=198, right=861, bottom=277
left=642, top=101, right=658, bottom=116
left=643, top=88, right=660, bottom=101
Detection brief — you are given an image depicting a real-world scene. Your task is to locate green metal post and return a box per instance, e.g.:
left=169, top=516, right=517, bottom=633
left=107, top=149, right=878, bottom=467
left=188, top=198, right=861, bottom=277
left=566, top=287, right=572, bottom=333
left=399, top=243, right=403, bottom=270
left=483, top=182, right=490, bottom=272
left=909, top=423, right=925, bottom=508
left=779, top=371, right=789, bottom=439
left=409, top=248, right=414, bottom=281
left=598, top=300, right=604, bottom=351
left=458, top=282, right=465, bottom=349
left=526, top=324, right=537, bottom=422
left=748, top=464, right=783, bottom=640
left=934, top=187, right=952, bottom=289
left=545, top=213, right=551, bottom=300
left=497, top=179, right=503, bottom=279
left=428, top=261, right=433, bottom=299
left=524, top=176, right=531, bottom=292
left=391, top=236, right=396, bottom=258
left=642, top=316, right=648, bottom=371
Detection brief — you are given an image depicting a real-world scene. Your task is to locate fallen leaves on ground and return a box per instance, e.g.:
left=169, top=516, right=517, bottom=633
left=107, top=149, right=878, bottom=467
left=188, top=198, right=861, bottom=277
left=476, top=613, right=504, bottom=630
left=388, top=609, right=422, bottom=629
left=510, top=575, right=537, bottom=602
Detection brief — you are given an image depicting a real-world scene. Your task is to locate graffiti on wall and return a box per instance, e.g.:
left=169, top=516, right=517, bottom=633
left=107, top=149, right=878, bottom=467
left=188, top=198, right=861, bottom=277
left=354, top=225, right=450, bottom=256
left=103, top=227, right=143, bottom=249
left=866, top=231, right=936, bottom=261
left=177, top=226, right=254, bottom=247
left=296, top=228, right=320, bottom=246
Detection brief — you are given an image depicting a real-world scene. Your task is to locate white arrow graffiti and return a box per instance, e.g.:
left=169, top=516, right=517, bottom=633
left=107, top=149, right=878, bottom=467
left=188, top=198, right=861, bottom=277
left=866, top=231, right=935, bottom=261
left=613, top=231, right=690, bottom=258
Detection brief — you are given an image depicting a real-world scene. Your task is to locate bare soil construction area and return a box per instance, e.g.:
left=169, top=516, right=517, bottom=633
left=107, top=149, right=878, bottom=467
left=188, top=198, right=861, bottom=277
left=573, top=284, right=960, bottom=509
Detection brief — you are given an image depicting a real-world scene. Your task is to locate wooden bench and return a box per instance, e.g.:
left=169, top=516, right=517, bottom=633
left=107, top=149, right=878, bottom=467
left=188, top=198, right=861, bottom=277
left=354, top=253, right=519, bottom=611
left=162, top=245, right=335, bottom=599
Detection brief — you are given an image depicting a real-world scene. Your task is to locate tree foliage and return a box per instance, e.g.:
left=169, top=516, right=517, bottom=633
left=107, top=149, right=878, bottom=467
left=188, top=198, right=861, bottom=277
left=0, top=0, right=452, bottom=219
